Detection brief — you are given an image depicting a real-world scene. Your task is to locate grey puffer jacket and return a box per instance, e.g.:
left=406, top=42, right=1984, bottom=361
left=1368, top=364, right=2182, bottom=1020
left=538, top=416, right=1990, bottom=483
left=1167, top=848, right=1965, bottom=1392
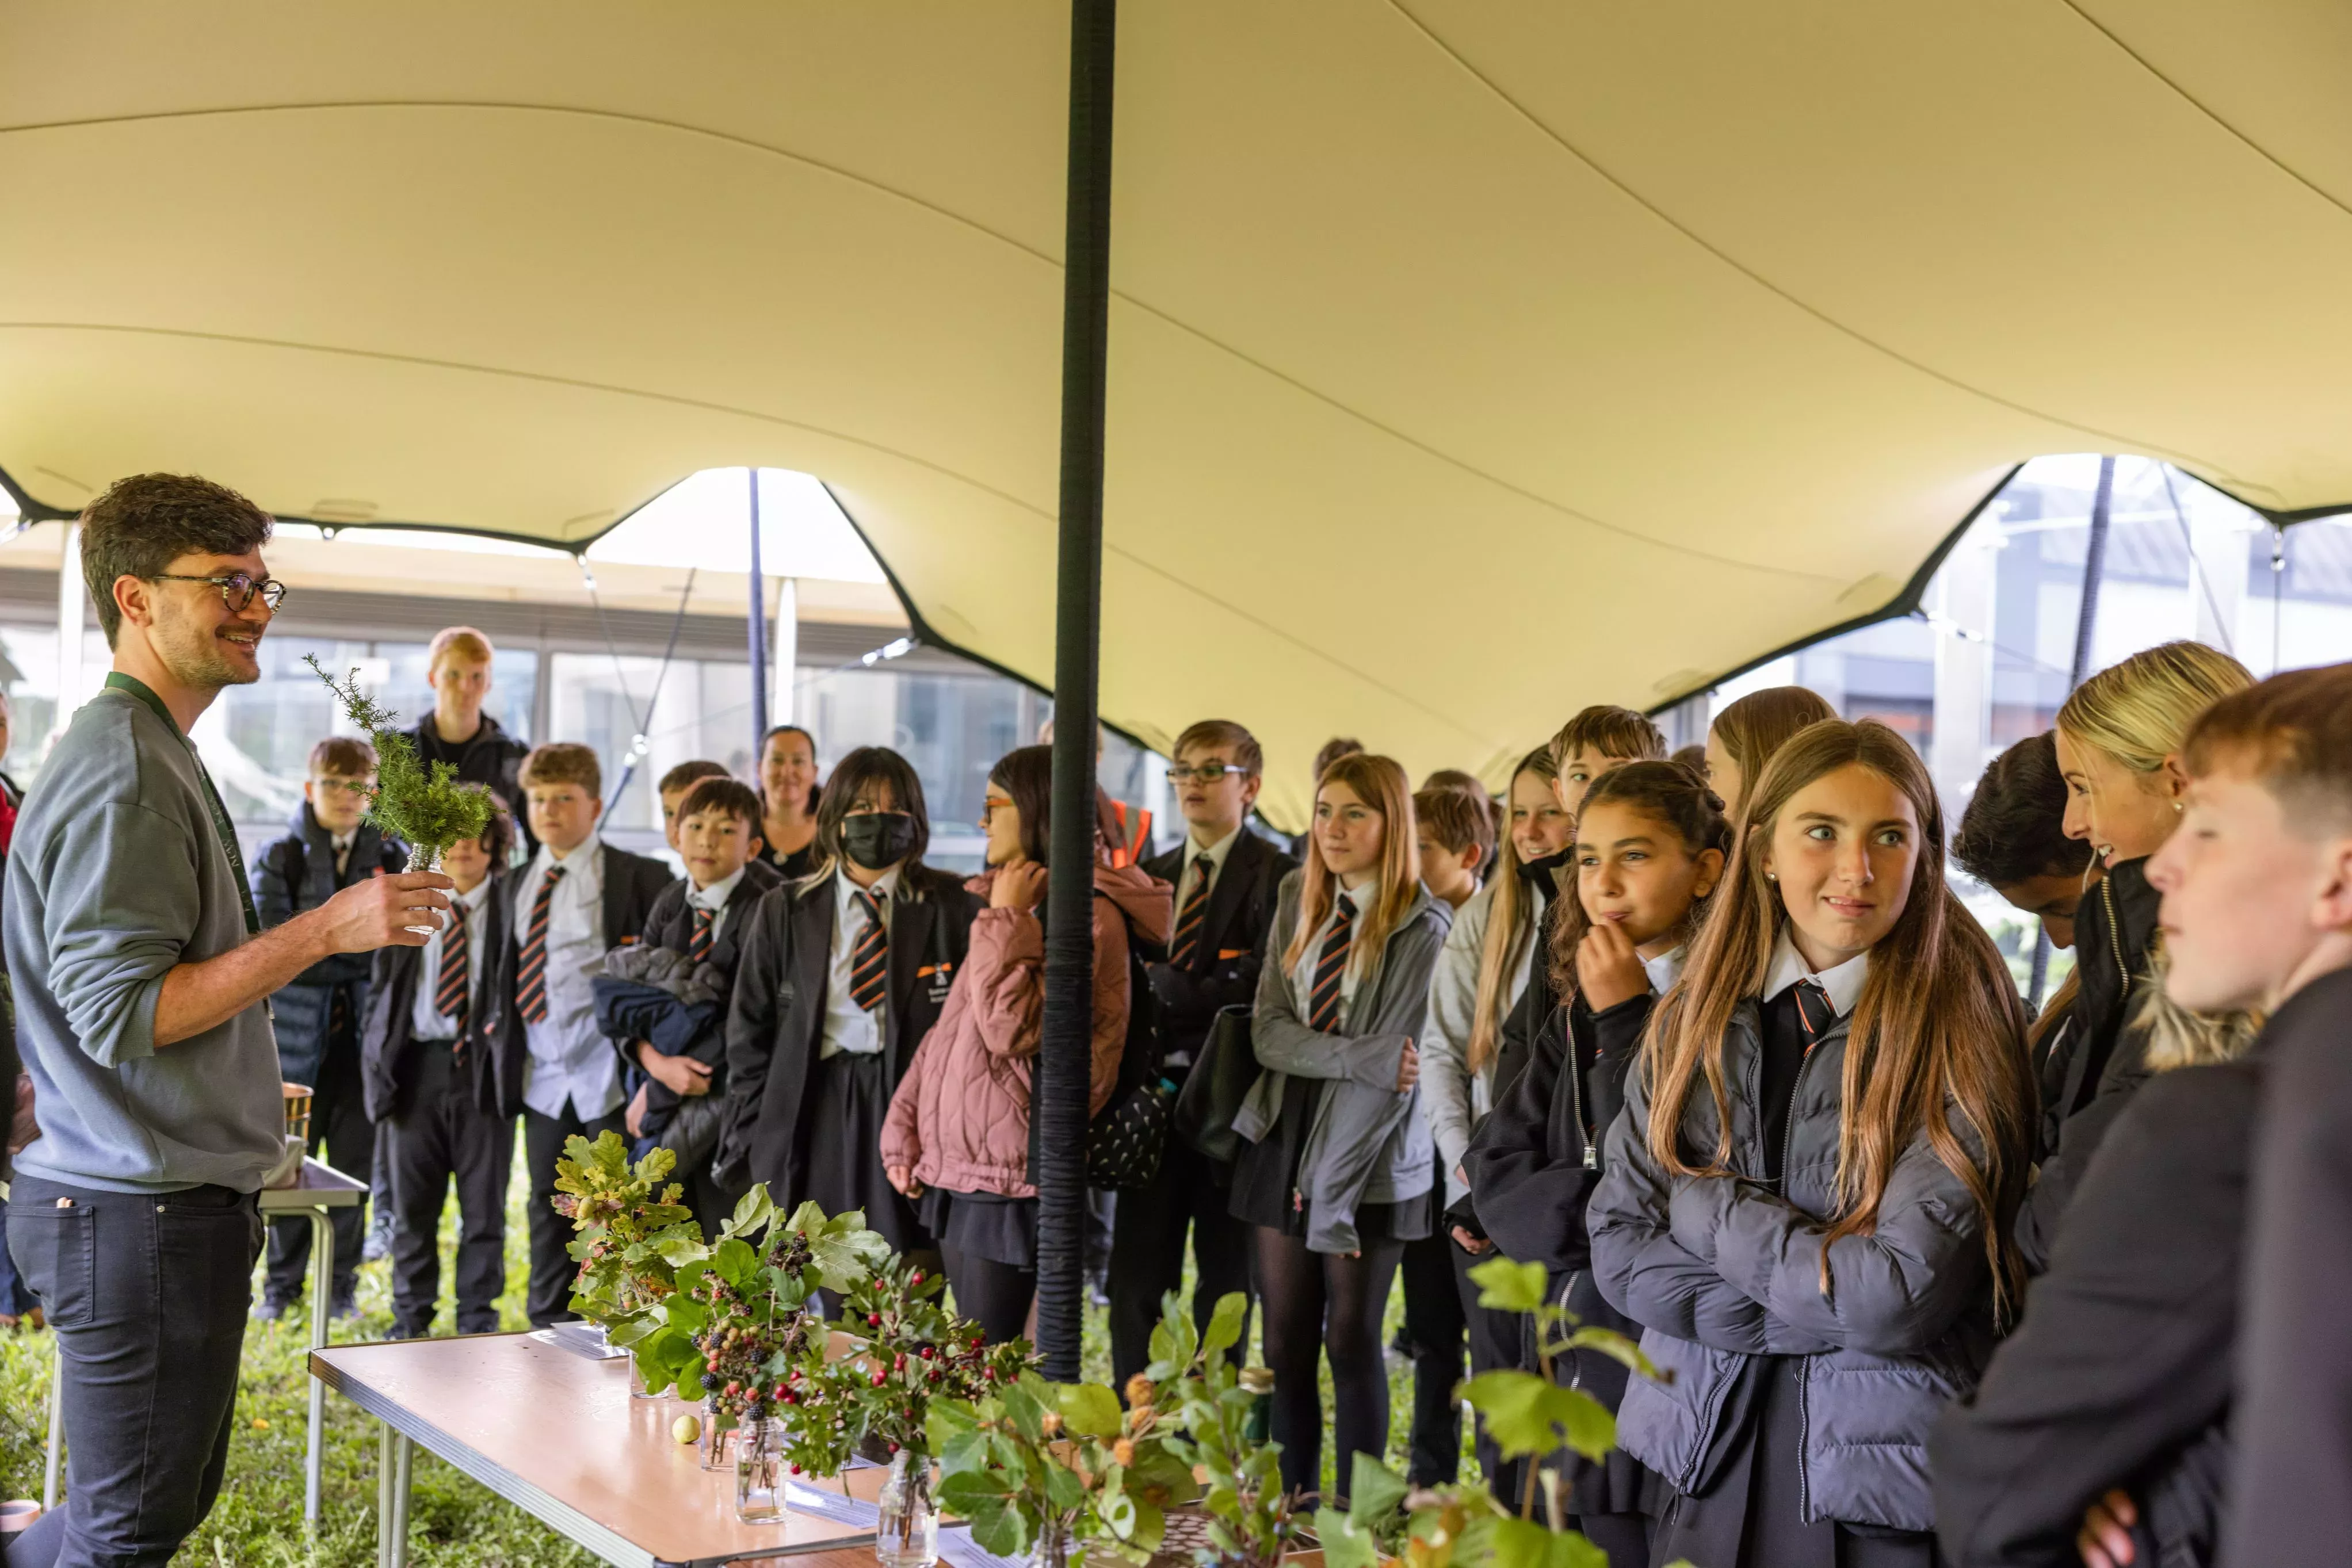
left=1236, top=870, right=1448, bottom=1255
left=1588, top=1000, right=2000, bottom=1534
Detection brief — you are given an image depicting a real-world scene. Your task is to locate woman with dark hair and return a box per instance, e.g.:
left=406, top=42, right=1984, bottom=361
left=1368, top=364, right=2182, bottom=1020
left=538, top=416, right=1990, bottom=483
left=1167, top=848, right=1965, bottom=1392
left=718, top=746, right=980, bottom=1256
left=880, top=745, right=1172, bottom=1343
left=757, top=723, right=824, bottom=877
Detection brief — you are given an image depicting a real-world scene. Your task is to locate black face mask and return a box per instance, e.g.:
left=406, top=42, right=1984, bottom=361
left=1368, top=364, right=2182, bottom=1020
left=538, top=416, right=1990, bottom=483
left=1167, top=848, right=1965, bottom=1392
left=839, top=811, right=919, bottom=871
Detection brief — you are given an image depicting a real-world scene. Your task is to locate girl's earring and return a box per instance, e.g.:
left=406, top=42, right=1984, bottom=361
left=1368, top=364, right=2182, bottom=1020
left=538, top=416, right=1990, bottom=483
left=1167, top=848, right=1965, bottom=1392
left=2174, top=801, right=2185, bottom=813
left=1764, top=870, right=1777, bottom=882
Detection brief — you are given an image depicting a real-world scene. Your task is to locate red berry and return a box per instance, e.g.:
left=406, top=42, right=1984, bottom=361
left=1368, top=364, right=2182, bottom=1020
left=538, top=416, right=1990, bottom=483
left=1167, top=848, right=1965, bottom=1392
left=983, top=1368, right=996, bottom=1382
left=919, top=1345, right=934, bottom=1360
left=889, top=1441, right=901, bottom=1454
left=790, top=1463, right=802, bottom=1474
left=868, top=1313, right=882, bottom=1328
left=782, top=1391, right=799, bottom=1405
left=895, top=1353, right=907, bottom=1370
left=911, top=1270, right=925, bottom=1286
left=726, top=1381, right=740, bottom=1395
left=872, top=1371, right=888, bottom=1387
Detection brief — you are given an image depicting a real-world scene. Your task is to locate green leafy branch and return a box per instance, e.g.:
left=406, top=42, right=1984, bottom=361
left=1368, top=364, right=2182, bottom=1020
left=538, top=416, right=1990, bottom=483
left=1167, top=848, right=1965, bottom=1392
left=304, top=654, right=494, bottom=862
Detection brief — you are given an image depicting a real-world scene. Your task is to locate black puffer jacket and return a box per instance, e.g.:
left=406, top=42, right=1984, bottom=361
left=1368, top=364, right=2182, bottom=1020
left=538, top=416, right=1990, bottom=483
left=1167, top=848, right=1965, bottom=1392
left=2016, top=858, right=2158, bottom=1272
left=1589, top=999, right=2003, bottom=1534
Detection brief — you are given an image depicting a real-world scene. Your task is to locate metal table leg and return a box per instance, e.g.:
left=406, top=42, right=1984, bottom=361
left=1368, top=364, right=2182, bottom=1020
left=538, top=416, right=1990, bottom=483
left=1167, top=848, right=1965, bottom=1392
left=43, top=1341, right=63, bottom=1509
left=375, top=1421, right=412, bottom=1568
left=307, top=1206, right=334, bottom=1530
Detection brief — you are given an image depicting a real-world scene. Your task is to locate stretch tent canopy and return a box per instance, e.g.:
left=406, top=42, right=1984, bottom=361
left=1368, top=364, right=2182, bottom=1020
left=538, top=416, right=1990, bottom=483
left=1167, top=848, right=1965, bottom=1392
left=3, top=2, right=2350, bottom=826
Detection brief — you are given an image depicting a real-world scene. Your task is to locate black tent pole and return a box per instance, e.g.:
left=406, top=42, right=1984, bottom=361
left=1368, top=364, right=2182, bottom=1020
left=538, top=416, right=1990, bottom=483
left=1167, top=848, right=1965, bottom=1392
left=748, top=467, right=770, bottom=759
left=2032, top=455, right=2116, bottom=1014
left=1034, top=0, right=1116, bottom=1383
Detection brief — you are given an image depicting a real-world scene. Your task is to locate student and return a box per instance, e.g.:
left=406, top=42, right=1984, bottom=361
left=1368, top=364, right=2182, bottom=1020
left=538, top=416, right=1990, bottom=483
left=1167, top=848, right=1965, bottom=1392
left=1702, top=684, right=1835, bottom=822
left=251, top=735, right=409, bottom=1321
left=1395, top=782, right=1494, bottom=1483
left=407, top=626, right=533, bottom=858
left=2018, top=641, right=2251, bottom=1270
left=1933, top=674, right=2346, bottom=1568
left=1110, top=720, right=1292, bottom=1387
left=1465, top=760, right=1730, bottom=1565
left=1589, top=719, right=2034, bottom=1566
left=881, top=746, right=1171, bottom=1344
left=609, top=777, right=781, bottom=1234
left=657, top=758, right=732, bottom=855
left=1314, top=736, right=1365, bottom=784
left=722, top=748, right=978, bottom=1259
left=2216, top=666, right=2352, bottom=1568
left=1231, top=752, right=1449, bottom=1500
left=757, top=724, right=823, bottom=878
left=489, top=742, right=673, bottom=1327
left=362, top=792, right=516, bottom=1340
left=1670, top=742, right=1708, bottom=776
left=1952, top=732, right=2099, bottom=1136
left=1488, top=706, right=1667, bottom=1101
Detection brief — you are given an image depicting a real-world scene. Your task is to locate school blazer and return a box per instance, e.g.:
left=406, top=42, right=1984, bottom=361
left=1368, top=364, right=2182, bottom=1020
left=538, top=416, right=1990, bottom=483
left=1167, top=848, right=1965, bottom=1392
left=715, top=863, right=982, bottom=1198
left=1140, top=829, right=1293, bottom=1064
left=617, top=858, right=784, bottom=1112
left=359, top=869, right=513, bottom=1124
left=486, top=842, right=675, bottom=1119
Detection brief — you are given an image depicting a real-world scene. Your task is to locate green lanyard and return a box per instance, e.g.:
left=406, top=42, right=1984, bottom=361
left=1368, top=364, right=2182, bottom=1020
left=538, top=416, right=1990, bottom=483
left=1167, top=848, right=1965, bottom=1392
left=105, top=673, right=263, bottom=936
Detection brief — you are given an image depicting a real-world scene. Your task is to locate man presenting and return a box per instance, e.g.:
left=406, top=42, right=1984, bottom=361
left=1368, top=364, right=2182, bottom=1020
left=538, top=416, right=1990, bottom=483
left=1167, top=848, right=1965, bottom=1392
left=4, top=474, right=452, bottom=1566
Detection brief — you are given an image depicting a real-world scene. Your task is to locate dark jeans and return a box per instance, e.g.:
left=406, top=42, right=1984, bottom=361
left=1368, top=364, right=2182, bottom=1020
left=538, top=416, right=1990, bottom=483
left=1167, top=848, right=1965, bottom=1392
left=384, top=1042, right=516, bottom=1337
left=1255, top=1225, right=1406, bottom=1501
left=522, top=1104, right=624, bottom=1327
left=6, top=1173, right=260, bottom=1567
left=264, top=1038, right=372, bottom=1305
left=940, top=1242, right=1034, bottom=1346
left=1108, top=1139, right=1254, bottom=1386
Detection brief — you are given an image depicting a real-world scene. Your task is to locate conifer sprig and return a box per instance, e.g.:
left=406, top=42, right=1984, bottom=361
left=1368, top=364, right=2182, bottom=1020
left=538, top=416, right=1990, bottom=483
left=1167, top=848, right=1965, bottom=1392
left=305, top=655, right=495, bottom=862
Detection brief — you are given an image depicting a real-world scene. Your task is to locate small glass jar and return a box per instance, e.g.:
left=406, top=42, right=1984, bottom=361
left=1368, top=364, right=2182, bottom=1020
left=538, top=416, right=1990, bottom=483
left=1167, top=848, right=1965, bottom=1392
left=735, top=1418, right=786, bottom=1524
left=701, top=1404, right=739, bottom=1473
left=876, top=1449, right=940, bottom=1568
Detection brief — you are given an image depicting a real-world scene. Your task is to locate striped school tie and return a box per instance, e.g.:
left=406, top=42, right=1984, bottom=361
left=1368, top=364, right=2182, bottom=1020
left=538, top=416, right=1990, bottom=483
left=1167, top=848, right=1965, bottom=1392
left=688, top=905, right=716, bottom=965
left=516, top=865, right=565, bottom=1024
left=850, top=889, right=888, bottom=1013
left=1792, top=977, right=1834, bottom=1048
left=1307, top=896, right=1357, bottom=1031
left=1169, top=854, right=1213, bottom=970
left=434, top=902, right=471, bottom=1026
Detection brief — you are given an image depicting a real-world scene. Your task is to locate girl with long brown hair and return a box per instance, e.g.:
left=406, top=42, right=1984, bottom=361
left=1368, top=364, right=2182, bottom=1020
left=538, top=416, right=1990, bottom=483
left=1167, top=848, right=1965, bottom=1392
left=1464, top=760, right=1729, bottom=1566
left=1230, top=752, right=1451, bottom=1499
left=1703, top=684, right=1836, bottom=821
left=1589, top=720, right=2033, bottom=1567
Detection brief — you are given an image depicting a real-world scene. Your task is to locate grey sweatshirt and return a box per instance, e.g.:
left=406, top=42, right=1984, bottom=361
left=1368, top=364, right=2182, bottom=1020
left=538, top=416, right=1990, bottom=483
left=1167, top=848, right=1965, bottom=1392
left=5, top=682, right=284, bottom=1193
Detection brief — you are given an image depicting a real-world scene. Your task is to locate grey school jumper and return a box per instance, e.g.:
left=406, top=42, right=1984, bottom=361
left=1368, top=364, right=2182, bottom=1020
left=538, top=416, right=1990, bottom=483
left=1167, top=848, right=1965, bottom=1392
left=6, top=679, right=283, bottom=1194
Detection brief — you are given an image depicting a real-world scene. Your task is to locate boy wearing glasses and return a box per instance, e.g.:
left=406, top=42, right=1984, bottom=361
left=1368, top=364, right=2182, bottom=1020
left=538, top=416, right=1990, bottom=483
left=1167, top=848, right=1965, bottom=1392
left=1109, top=720, right=1295, bottom=1385
left=250, top=736, right=409, bottom=1321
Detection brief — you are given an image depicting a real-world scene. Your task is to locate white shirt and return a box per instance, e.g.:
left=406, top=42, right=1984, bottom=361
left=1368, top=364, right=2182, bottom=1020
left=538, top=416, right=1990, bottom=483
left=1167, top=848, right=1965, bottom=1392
left=331, top=830, right=355, bottom=879
left=819, top=866, right=901, bottom=1060
left=1641, top=943, right=1687, bottom=1000
left=1171, top=826, right=1243, bottom=920
left=410, top=875, right=494, bottom=1042
left=515, top=833, right=618, bottom=1120
left=1762, top=928, right=1870, bottom=1018
left=1289, top=880, right=1376, bottom=1032
left=685, top=865, right=750, bottom=946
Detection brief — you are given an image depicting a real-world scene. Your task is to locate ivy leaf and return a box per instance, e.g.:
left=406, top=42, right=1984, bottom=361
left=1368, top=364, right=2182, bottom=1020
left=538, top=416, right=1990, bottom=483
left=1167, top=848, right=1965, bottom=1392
left=1461, top=1371, right=1617, bottom=1462
left=1346, top=1452, right=1410, bottom=1527
left=1486, top=1516, right=1609, bottom=1568
left=1315, top=1506, right=1380, bottom=1568
left=1469, top=1256, right=1551, bottom=1314
left=1056, top=1382, right=1122, bottom=1439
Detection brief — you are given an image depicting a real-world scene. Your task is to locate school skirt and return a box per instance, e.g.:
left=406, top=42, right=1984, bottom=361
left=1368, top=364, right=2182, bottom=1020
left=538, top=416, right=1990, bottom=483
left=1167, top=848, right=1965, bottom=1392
left=1227, top=1074, right=1435, bottom=1245
left=803, top=1049, right=931, bottom=1257
left=917, top=1187, right=1038, bottom=1271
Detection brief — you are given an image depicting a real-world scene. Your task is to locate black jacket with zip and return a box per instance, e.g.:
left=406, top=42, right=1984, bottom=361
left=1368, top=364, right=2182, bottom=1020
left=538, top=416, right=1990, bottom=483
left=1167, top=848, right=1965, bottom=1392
left=1486, top=847, right=1571, bottom=1104
left=1933, top=1037, right=2265, bottom=1568
left=1139, top=829, right=1292, bottom=1066
left=2016, top=857, right=2159, bottom=1272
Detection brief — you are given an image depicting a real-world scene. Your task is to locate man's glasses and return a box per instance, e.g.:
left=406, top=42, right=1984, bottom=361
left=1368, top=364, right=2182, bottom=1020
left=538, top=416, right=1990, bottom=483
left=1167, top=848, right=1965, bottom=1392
left=149, top=572, right=288, bottom=614
left=1166, top=763, right=1247, bottom=784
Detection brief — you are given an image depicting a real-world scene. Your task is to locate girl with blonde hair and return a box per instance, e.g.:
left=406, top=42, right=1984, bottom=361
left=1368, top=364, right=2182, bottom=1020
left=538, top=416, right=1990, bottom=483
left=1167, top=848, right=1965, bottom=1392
left=1230, top=752, right=1450, bottom=1498
left=1589, top=720, right=2033, bottom=1565
left=2018, top=639, right=2252, bottom=1268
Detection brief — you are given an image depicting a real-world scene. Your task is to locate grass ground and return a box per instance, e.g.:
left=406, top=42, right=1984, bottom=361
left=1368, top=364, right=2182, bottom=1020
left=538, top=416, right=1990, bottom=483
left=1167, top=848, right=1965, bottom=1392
left=0, top=1155, right=1448, bottom=1565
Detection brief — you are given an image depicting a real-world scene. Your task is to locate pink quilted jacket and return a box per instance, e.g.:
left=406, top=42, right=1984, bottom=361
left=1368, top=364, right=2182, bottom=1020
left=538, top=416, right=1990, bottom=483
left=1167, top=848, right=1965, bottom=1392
left=880, top=860, right=1172, bottom=1199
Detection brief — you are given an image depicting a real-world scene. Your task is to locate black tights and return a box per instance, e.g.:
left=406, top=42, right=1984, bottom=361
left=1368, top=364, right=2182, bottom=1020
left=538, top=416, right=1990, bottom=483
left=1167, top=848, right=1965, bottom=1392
left=941, top=1242, right=1035, bottom=1347
left=1255, top=1225, right=1406, bottom=1500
